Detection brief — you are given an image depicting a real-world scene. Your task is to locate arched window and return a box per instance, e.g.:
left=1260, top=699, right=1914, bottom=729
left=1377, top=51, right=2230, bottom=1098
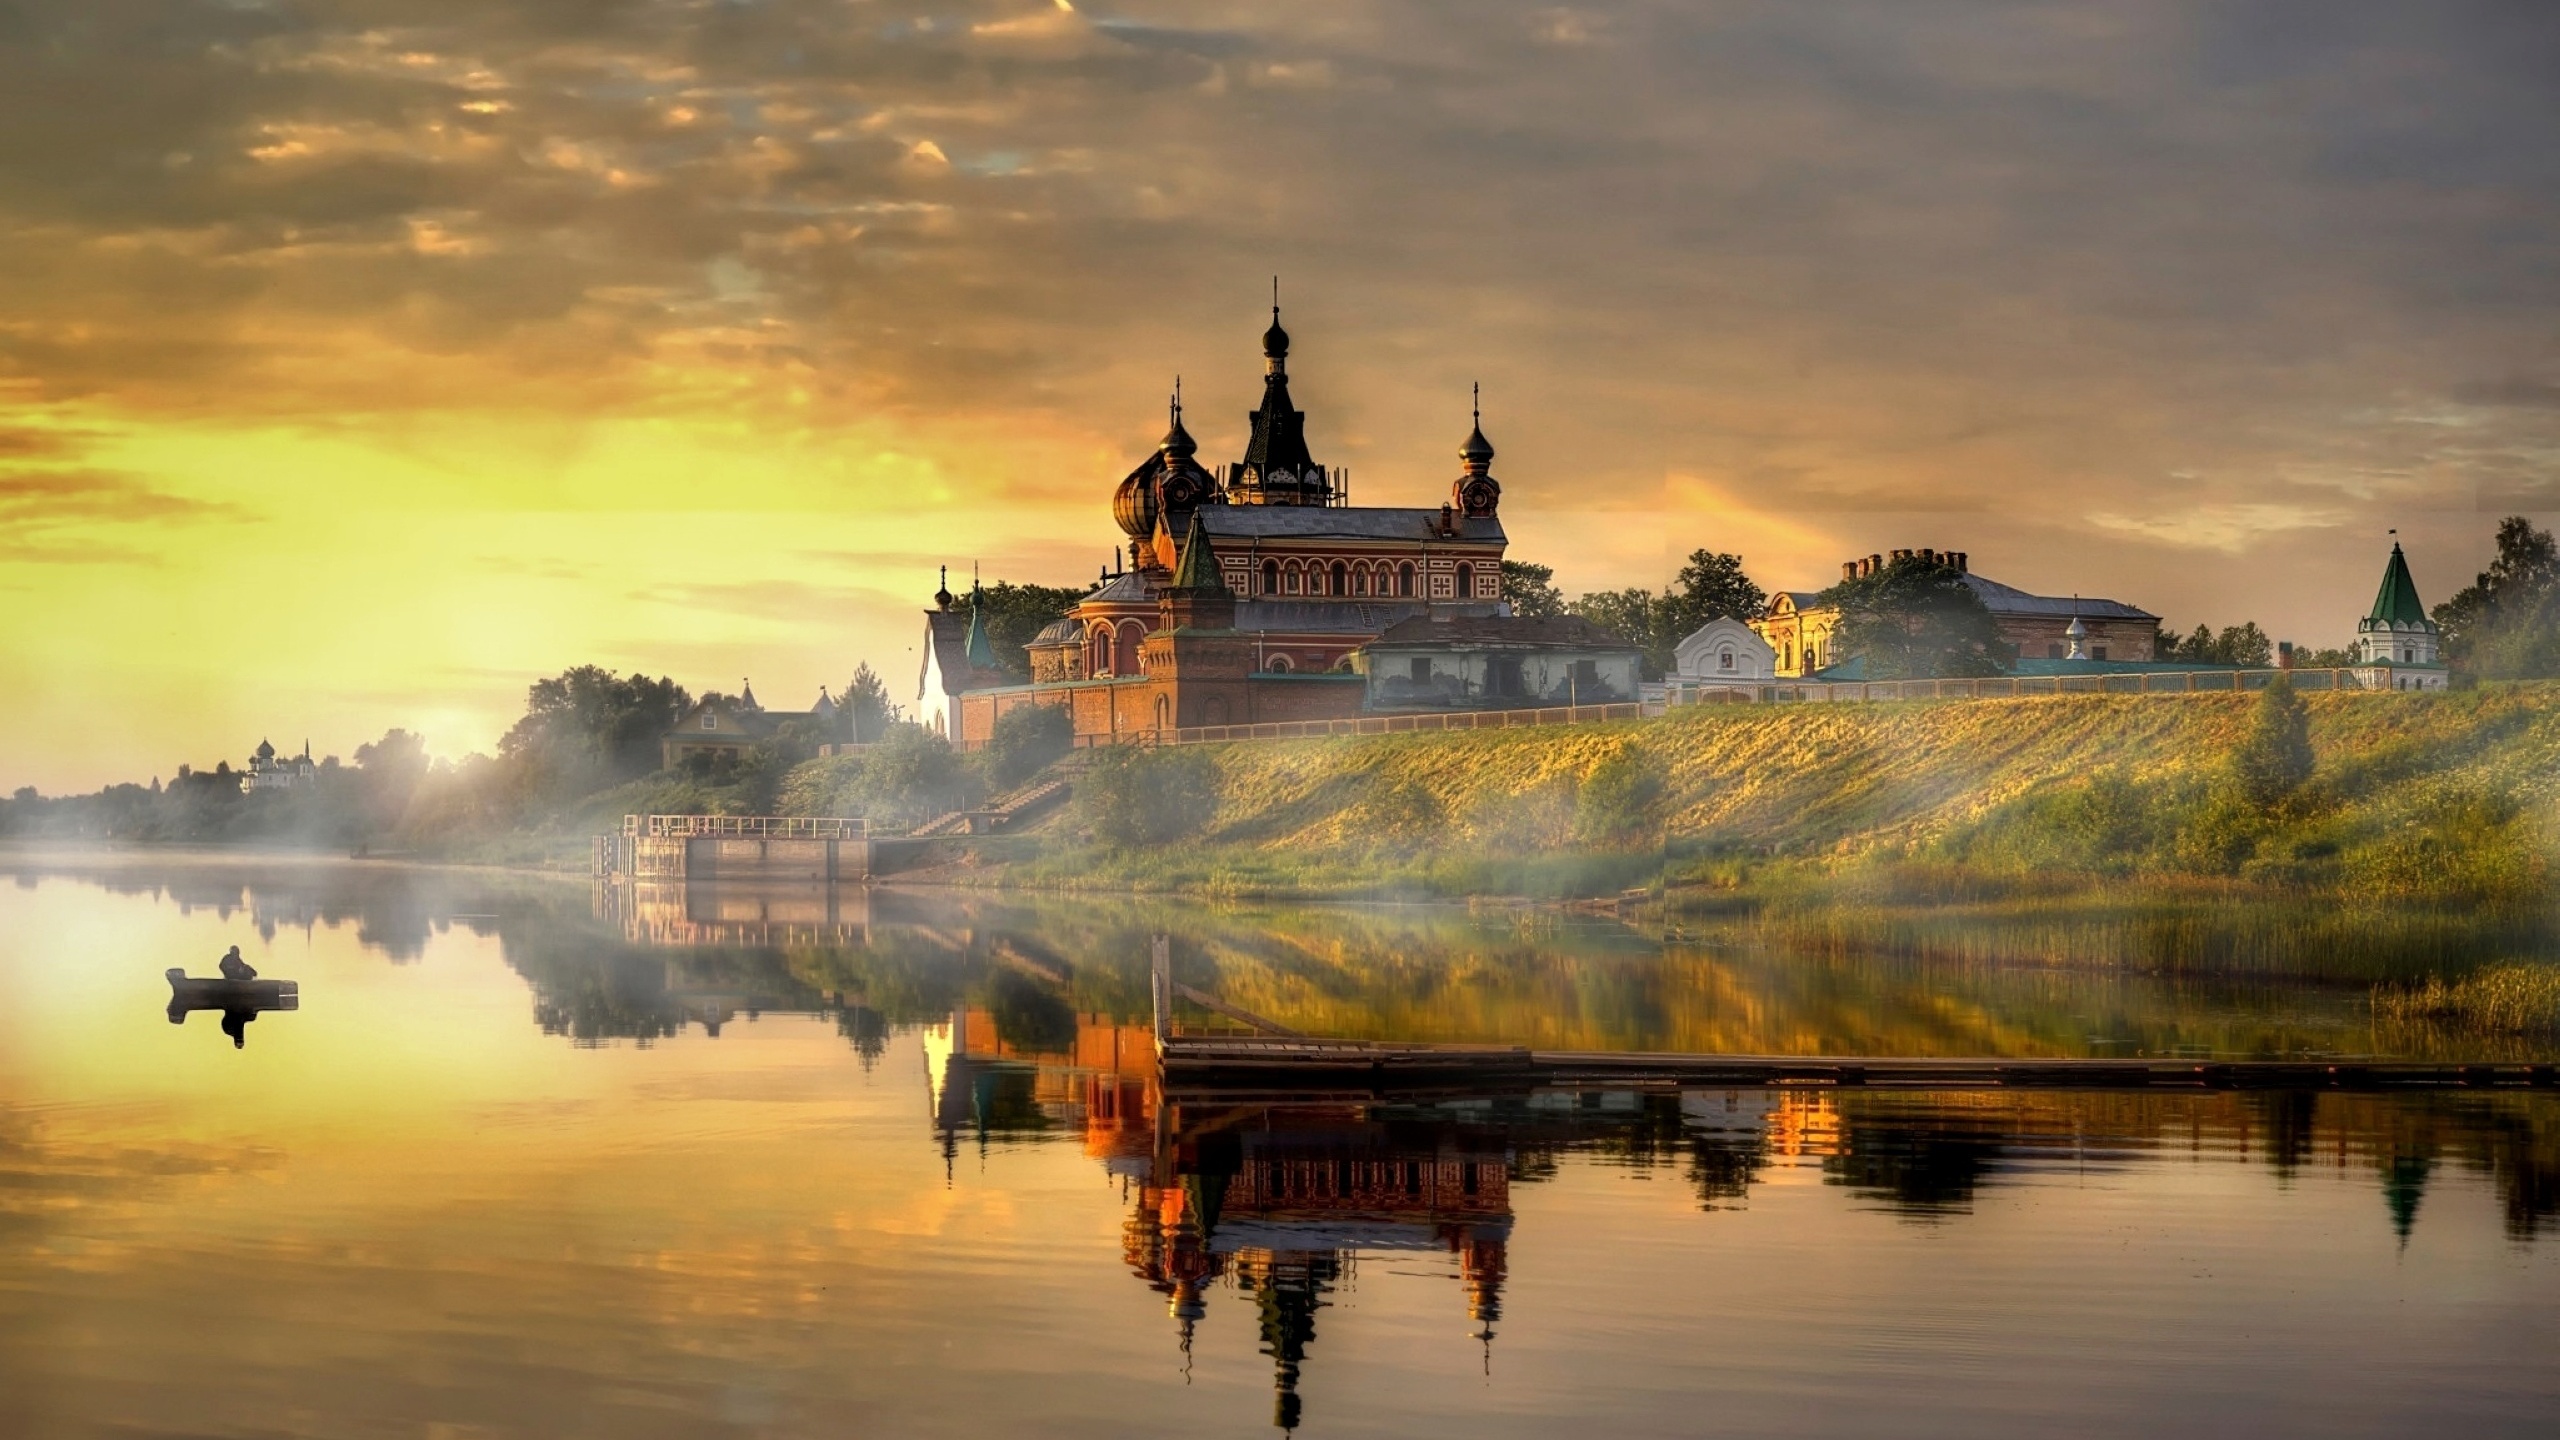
left=1267, top=653, right=1294, bottom=673
left=1262, top=559, right=1278, bottom=594
left=1092, top=626, right=1115, bottom=676
left=1119, top=620, right=1148, bottom=675
left=1456, top=563, right=1473, bottom=599
left=1330, top=561, right=1348, bottom=597
left=1154, top=695, right=1170, bottom=730
left=1397, top=562, right=1416, bottom=597
left=1284, top=563, right=1303, bottom=595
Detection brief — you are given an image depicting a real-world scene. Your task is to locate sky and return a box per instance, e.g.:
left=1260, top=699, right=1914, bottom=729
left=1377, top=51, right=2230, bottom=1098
left=3, top=0, right=2556, bottom=792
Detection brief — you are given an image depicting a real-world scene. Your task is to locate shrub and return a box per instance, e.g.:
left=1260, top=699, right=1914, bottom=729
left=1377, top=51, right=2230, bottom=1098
left=2231, top=677, right=2314, bottom=808
left=1078, top=746, right=1218, bottom=849
left=1573, top=745, right=1667, bottom=848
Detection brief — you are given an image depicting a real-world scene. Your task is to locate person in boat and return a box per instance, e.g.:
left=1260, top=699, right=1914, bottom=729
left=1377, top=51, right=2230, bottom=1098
left=217, top=945, right=257, bottom=981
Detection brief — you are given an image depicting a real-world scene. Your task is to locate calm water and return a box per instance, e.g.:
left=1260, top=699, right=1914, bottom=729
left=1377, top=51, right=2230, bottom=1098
left=3, top=856, right=2556, bottom=1438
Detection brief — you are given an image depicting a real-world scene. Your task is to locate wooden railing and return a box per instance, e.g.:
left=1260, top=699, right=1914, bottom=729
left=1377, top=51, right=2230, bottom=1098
left=624, top=814, right=868, bottom=839
left=1661, top=667, right=2399, bottom=706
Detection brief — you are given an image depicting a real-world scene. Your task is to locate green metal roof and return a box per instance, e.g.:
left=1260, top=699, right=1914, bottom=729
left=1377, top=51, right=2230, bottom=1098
left=1169, top=512, right=1228, bottom=593
left=2368, top=543, right=2429, bottom=625
left=964, top=599, right=998, bottom=670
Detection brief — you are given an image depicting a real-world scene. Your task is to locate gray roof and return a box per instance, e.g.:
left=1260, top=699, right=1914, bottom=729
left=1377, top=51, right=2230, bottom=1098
left=1370, top=614, right=1634, bottom=649
left=1198, top=506, right=1506, bottom=545
left=1030, top=617, right=1082, bottom=645
left=1961, top=573, right=2156, bottom=622
left=1232, top=599, right=1503, bottom=635
left=1081, top=570, right=1156, bottom=605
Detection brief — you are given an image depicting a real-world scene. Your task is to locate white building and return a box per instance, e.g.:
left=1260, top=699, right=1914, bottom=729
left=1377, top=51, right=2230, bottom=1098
left=1672, top=616, right=1776, bottom=687
left=2352, top=542, right=2448, bottom=691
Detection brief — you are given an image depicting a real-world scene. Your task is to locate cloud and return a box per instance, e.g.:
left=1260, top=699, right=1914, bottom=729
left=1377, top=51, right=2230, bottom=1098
left=0, top=466, right=253, bottom=562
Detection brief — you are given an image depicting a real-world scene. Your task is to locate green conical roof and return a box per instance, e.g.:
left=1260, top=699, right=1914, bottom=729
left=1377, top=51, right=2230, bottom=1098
left=964, top=596, right=997, bottom=669
left=2368, top=543, right=2429, bottom=625
left=1170, top=512, right=1227, bottom=593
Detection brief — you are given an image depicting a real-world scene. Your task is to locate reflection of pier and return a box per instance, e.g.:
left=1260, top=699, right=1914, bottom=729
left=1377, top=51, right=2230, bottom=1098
left=594, top=878, right=872, bottom=947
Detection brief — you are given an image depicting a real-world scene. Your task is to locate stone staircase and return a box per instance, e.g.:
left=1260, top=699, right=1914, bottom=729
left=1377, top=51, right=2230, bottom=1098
left=908, top=768, right=1074, bottom=838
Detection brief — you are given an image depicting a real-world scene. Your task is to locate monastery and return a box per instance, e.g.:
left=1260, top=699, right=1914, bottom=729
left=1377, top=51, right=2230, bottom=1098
left=924, top=306, right=1551, bottom=748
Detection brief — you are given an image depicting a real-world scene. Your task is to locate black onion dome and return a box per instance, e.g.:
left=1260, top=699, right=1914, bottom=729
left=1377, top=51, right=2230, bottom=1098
left=1262, top=308, right=1289, bottom=360
left=1460, top=422, right=1494, bottom=466
left=1160, top=411, right=1199, bottom=458
left=1111, top=453, right=1161, bottom=540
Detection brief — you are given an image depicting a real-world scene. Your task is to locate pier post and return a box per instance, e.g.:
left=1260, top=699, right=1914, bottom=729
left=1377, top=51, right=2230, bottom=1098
left=1151, top=935, right=1172, bottom=1051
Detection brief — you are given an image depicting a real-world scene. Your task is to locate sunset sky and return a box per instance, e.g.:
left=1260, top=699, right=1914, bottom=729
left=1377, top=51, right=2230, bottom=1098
left=5, top=0, right=2556, bottom=792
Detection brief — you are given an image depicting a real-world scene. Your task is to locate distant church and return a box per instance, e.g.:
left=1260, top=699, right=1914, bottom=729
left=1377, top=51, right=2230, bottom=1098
left=925, top=304, right=1518, bottom=747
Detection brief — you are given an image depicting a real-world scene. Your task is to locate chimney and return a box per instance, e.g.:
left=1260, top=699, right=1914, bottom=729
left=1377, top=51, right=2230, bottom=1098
left=1868, top=553, right=1884, bottom=576
left=1919, top=548, right=1937, bottom=566
left=1842, top=561, right=1859, bottom=581
left=2277, top=640, right=2295, bottom=670
left=1889, top=548, right=1913, bottom=564
left=1952, top=552, right=1968, bottom=573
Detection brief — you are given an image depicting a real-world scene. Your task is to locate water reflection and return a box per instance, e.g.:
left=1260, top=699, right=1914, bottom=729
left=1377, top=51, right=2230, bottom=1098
left=6, top=859, right=2560, bottom=1438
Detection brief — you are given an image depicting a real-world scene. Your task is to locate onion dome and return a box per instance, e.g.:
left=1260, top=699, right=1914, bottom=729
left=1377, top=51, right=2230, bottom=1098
left=933, top=564, right=955, bottom=610
left=1112, top=453, right=1162, bottom=540
left=255, top=738, right=275, bottom=761
left=1261, top=307, right=1289, bottom=363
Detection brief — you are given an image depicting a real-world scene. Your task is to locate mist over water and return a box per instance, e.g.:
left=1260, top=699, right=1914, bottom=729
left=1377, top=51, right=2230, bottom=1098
left=4, top=856, right=2556, bottom=1437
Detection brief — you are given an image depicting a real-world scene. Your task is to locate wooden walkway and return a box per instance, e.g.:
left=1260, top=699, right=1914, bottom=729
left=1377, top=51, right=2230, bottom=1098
left=1155, top=1035, right=2558, bottom=1097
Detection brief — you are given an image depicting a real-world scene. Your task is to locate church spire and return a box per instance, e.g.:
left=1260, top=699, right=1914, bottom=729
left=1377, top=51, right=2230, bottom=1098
left=1452, top=384, right=1501, bottom=518
left=1233, top=288, right=1327, bottom=506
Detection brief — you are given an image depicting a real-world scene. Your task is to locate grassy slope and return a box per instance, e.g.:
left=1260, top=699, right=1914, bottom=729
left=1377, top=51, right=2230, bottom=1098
left=1013, top=685, right=2560, bottom=911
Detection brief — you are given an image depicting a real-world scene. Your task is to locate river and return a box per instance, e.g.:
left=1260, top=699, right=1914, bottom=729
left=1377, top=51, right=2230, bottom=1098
left=3, top=854, right=2554, bottom=1437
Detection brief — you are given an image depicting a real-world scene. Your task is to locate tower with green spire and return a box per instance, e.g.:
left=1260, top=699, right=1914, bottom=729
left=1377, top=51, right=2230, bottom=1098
left=2353, top=540, right=2446, bottom=688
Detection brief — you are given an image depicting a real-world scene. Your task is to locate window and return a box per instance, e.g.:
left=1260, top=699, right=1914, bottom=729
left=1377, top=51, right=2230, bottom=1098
left=1409, top=656, right=1431, bottom=683
left=2047, top=642, right=2065, bottom=659
left=1285, top=565, right=1302, bottom=595
left=1456, top=563, right=1473, bottom=598
left=1719, top=648, right=1734, bottom=672
left=2091, top=645, right=2108, bottom=661
left=1491, top=655, right=1524, bottom=696
left=2402, top=649, right=2412, bottom=663
left=702, top=713, right=716, bottom=730
left=1267, top=653, right=1293, bottom=673
left=1397, top=562, right=1415, bottom=597
left=1330, top=561, right=1348, bottom=596
left=1262, top=560, right=1278, bottom=594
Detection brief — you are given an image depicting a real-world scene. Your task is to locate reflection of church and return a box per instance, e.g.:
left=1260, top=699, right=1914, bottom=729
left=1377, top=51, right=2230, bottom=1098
left=1124, top=1116, right=1514, bottom=1432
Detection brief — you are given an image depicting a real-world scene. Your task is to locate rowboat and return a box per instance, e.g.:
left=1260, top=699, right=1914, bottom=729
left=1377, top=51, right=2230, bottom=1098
left=165, top=968, right=299, bottom=1012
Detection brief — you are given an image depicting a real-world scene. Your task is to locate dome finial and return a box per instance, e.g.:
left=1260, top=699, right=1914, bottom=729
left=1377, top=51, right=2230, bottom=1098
left=1261, top=279, right=1289, bottom=364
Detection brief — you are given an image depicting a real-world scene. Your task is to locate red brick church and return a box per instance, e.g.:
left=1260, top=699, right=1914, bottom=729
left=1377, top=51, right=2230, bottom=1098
left=934, top=305, right=1514, bottom=748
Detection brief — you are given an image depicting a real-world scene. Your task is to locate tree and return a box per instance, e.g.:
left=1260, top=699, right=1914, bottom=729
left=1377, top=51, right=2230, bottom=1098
left=2435, top=517, right=2560, bottom=679
left=1569, top=549, right=1768, bottom=678
left=2231, top=677, right=2314, bottom=808
left=1815, top=555, right=2015, bottom=678
left=2156, top=621, right=2272, bottom=666
left=1661, top=549, right=1768, bottom=635
left=498, top=667, right=691, bottom=792
left=981, top=703, right=1073, bottom=790
left=972, top=581, right=1090, bottom=677
left=1569, top=587, right=1668, bottom=675
left=841, top=663, right=900, bottom=742
left=1501, top=560, right=1566, bottom=618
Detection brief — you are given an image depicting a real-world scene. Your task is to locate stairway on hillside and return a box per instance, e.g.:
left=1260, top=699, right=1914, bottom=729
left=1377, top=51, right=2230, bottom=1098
left=908, top=764, right=1074, bottom=838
